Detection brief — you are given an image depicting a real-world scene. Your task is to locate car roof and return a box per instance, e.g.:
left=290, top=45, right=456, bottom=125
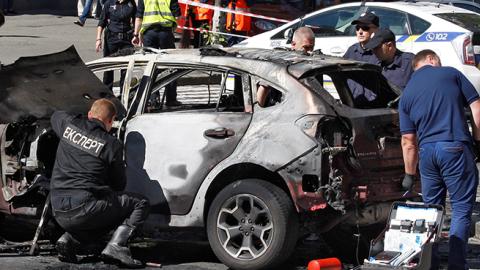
left=326, top=1, right=475, bottom=14
left=416, top=0, right=480, bottom=7
left=87, top=47, right=381, bottom=78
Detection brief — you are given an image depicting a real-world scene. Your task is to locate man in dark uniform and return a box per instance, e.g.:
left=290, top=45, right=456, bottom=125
left=132, top=0, right=181, bottom=106
left=50, top=99, right=149, bottom=268
left=96, top=0, right=136, bottom=91
left=343, top=12, right=379, bottom=104
left=364, top=28, right=414, bottom=91
left=399, top=50, right=480, bottom=270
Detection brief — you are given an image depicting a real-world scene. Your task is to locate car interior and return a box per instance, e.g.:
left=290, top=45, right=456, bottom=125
left=301, top=68, right=399, bottom=109
left=144, top=68, right=247, bottom=113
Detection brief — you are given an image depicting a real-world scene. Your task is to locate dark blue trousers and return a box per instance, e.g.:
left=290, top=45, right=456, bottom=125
left=142, top=28, right=178, bottom=103
left=419, top=141, right=478, bottom=270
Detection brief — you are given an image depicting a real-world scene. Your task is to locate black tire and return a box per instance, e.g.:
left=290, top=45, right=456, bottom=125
left=206, top=179, right=299, bottom=270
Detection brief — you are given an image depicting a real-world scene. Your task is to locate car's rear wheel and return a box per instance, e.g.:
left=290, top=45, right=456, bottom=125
left=206, top=179, right=298, bottom=270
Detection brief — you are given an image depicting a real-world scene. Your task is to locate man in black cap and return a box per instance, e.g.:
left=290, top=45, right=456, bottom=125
left=344, top=12, right=379, bottom=64
left=344, top=12, right=380, bottom=104
left=364, top=28, right=415, bottom=91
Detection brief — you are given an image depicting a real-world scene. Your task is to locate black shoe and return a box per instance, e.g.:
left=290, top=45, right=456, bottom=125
left=56, top=232, right=79, bottom=263
left=101, top=225, right=143, bottom=269
left=165, top=100, right=182, bottom=107
left=74, top=20, right=84, bottom=27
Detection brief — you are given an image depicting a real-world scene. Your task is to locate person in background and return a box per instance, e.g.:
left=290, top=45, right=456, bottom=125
left=344, top=12, right=379, bottom=64
left=225, top=0, right=252, bottom=46
left=0, top=9, right=4, bottom=26
left=96, top=0, right=136, bottom=91
left=94, top=0, right=106, bottom=19
left=364, top=28, right=414, bottom=91
left=257, top=27, right=315, bottom=107
left=291, top=26, right=315, bottom=54
left=132, top=0, right=182, bottom=106
left=75, top=0, right=94, bottom=26
left=343, top=12, right=379, bottom=104
left=399, top=49, right=480, bottom=270
left=190, top=0, right=213, bottom=48
left=2, top=0, right=14, bottom=15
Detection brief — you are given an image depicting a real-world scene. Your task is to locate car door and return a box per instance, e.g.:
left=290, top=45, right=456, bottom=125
left=270, top=5, right=365, bottom=56
left=123, top=65, right=252, bottom=215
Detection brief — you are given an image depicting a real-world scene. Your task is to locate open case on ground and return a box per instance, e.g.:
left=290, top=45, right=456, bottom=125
left=361, top=202, right=444, bottom=270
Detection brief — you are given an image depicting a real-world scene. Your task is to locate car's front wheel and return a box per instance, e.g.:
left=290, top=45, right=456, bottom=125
left=206, top=179, right=298, bottom=270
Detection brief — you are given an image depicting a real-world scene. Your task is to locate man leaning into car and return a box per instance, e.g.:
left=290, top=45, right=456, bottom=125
left=257, top=27, right=315, bottom=107
left=364, top=28, right=414, bottom=91
left=50, top=98, right=150, bottom=268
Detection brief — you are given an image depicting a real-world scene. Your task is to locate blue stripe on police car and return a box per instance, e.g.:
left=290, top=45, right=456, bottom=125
left=415, top=32, right=464, bottom=42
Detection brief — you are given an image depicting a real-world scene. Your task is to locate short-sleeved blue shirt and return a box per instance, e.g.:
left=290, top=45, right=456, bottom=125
left=344, top=43, right=380, bottom=103
left=381, top=50, right=415, bottom=91
left=399, top=65, right=479, bottom=146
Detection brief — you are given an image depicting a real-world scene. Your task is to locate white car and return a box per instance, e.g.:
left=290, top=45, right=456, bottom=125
left=419, top=0, right=480, bottom=14
left=238, top=1, right=480, bottom=92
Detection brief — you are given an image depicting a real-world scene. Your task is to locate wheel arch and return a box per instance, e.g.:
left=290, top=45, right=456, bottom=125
left=203, top=163, right=294, bottom=224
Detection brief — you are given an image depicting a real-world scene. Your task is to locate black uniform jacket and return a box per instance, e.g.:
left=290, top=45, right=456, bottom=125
left=50, top=111, right=126, bottom=193
left=98, top=0, right=136, bottom=33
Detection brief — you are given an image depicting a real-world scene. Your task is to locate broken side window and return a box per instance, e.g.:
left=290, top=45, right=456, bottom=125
left=144, top=68, right=248, bottom=113
left=302, top=69, right=399, bottom=109
left=254, top=79, right=284, bottom=108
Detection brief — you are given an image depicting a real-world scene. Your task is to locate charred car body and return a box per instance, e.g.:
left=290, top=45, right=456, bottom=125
left=0, top=46, right=414, bottom=269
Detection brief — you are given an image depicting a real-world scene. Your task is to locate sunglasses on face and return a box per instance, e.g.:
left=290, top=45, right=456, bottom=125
left=355, top=25, right=370, bottom=31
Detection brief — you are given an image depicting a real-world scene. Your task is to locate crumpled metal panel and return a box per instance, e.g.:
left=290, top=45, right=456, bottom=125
left=0, top=46, right=121, bottom=123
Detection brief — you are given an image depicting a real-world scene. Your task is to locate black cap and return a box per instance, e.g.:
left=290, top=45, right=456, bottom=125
left=351, top=12, right=379, bottom=27
left=364, top=28, right=396, bottom=50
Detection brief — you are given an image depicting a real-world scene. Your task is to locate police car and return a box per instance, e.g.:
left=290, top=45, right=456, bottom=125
left=237, top=1, right=480, bottom=92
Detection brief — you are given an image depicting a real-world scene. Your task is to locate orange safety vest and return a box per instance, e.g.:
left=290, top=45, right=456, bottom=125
left=226, top=0, right=251, bottom=32
left=194, top=0, right=213, bottom=21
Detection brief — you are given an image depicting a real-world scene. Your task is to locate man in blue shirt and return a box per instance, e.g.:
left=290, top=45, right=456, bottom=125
left=399, top=49, right=480, bottom=270
left=343, top=12, right=380, bottom=104
left=365, top=28, right=414, bottom=91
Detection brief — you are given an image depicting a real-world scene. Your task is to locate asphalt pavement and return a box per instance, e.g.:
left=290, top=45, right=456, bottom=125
left=2, top=11, right=480, bottom=270
left=0, top=13, right=104, bottom=66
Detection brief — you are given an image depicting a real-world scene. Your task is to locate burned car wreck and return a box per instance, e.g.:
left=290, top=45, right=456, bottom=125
left=0, top=46, right=415, bottom=269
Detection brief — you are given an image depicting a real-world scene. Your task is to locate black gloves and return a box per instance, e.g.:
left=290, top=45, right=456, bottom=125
left=474, top=140, right=480, bottom=162
left=402, top=174, right=415, bottom=191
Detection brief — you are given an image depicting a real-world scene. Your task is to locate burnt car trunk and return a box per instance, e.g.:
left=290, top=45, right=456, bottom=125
left=0, top=46, right=122, bottom=216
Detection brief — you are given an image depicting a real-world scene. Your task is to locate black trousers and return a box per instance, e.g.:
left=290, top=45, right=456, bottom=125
left=142, top=28, right=178, bottom=103
left=51, top=189, right=150, bottom=243
left=191, top=19, right=209, bottom=48
left=103, top=29, right=134, bottom=92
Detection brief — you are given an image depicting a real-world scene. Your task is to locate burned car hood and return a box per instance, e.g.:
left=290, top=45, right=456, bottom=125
left=0, top=46, right=124, bottom=124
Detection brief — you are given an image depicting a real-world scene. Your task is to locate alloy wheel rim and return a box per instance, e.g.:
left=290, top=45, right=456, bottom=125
left=216, top=194, right=274, bottom=260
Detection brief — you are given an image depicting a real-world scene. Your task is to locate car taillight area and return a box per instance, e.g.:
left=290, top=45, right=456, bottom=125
left=434, top=13, right=480, bottom=66
left=473, top=32, right=480, bottom=67
left=463, top=36, right=476, bottom=65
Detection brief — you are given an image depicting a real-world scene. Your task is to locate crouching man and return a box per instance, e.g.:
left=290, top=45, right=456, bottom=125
left=50, top=98, right=150, bottom=268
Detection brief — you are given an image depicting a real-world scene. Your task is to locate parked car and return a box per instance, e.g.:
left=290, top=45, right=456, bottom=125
left=0, top=46, right=414, bottom=269
left=418, top=0, right=480, bottom=14
left=237, top=1, right=480, bottom=93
